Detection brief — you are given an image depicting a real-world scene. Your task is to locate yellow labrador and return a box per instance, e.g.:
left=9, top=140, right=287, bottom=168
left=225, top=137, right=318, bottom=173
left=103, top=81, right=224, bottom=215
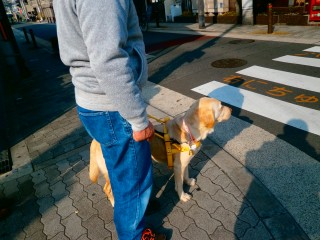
left=89, top=97, right=232, bottom=206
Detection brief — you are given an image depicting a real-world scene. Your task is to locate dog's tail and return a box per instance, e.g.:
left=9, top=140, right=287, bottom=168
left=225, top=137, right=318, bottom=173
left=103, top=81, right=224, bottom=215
left=89, top=140, right=100, bottom=183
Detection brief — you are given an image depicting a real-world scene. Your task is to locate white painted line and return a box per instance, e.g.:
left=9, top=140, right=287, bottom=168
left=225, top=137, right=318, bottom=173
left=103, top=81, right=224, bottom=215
left=237, top=66, right=320, bottom=92
left=192, top=81, right=320, bottom=136
left=273, top=55, right=320, bottom=68
left=304, top=46, right=320, bottom=53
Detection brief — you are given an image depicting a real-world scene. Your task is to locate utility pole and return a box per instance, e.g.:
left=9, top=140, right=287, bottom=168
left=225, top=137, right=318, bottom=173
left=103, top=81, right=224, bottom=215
left=36, top=0, right=44, bottom=20
left=198, top=0, right=205, bottom=29
left=0, top=0, right=30, bottom=80
left=0, top=0, right=12, bottom=173
left=0, top=0, right=30, bottom=173
left=0, top=43, right=12, bottom=174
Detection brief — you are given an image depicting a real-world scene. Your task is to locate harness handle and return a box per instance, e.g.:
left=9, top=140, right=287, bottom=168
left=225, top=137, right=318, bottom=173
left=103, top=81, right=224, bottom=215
left=147, top=114, right=200, bottom=169
left=148, top=114, right=170, bottom=124
left=148, top=114, right=173, bottom=168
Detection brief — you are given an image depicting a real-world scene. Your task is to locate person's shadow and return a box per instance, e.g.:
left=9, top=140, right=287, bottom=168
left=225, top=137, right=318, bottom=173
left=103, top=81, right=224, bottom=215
left=202, top=77, right=253, bottom=145
left=277, top=119, right=320, bottom=161
left=233, top=119, right=317, bottom=239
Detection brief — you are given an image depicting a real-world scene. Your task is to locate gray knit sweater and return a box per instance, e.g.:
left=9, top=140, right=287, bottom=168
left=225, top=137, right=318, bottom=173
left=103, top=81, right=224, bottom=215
left=53, top=0, right=148, bottom=131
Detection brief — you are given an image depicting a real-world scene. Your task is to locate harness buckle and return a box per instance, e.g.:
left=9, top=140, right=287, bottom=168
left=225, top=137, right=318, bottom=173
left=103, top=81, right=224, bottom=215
left=190, top=144, right=197, bottom=151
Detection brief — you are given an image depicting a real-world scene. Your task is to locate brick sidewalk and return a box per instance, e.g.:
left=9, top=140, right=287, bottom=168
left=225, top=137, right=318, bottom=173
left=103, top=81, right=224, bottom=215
left=0, top=103, right=309, bottom=239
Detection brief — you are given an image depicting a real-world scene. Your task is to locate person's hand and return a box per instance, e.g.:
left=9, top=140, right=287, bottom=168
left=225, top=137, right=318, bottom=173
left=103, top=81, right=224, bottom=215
left=133, top=121, right=154, bottom=142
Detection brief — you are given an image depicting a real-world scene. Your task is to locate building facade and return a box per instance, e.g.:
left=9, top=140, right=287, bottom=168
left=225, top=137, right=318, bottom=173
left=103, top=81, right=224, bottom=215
left=23, top=0, right=54, bottom=22
left=164, top=0, right=308, bottom=24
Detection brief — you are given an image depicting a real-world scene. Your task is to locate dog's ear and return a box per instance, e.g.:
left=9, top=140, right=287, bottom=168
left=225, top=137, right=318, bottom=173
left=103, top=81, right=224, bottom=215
left=217, top=106, right=232, bottom=122
left=197, top=98, right=215, bottom=129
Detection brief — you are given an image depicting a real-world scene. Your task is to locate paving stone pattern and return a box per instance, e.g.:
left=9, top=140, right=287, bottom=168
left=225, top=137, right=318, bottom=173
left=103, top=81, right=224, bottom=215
left=0, top=107, right=307, bottom=239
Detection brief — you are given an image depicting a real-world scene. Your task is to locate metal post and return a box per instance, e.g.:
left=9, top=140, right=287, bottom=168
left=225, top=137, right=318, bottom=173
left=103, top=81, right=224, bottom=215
left=50, top=4, right=56, bottom=23
left=22, top=27, right=30, bottom=43
left=29, top=29, right=38, bottom=48
left=36, top=0, right=45, bottom=21
left=198, top=0, right=205, bottom=29
left=267, top=3, right=273, bottom=34
left=155, top=2, right=160, bottom=28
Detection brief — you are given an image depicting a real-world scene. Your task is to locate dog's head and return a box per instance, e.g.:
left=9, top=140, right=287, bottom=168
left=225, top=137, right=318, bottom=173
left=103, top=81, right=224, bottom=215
left=183, top=97, right=232, bottom=140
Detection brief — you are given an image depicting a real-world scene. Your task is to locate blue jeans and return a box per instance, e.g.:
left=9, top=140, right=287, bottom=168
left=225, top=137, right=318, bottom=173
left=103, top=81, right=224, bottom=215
left=77, top=106, right=153, bottom=240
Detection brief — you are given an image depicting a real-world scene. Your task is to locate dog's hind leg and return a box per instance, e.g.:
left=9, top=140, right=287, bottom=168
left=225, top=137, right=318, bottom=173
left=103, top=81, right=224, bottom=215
left=89, top=141, right=100, bottom=183
left=91, top=140, right=115, bottom=207
left=103, top=175, right=114, bottom=207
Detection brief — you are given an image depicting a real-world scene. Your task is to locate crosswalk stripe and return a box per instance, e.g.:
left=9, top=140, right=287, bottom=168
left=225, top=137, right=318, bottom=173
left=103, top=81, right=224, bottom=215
left=273, top=55, right=320, bottom=68
left=236, top=66, right=320, bottom=92
left=192, top=81, right=320, bottom=136
left=304, top=46, right=320, bottom=53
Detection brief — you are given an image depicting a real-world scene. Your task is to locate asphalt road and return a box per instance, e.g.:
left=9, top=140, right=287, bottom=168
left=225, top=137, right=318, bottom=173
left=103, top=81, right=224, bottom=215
left=15, top=23, right=204, bottom=53
left=146, top=36, right=320, bottom=161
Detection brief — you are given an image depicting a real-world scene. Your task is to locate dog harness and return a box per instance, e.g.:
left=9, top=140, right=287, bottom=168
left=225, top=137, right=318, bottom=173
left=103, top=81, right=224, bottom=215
left=148, top=115, right=201, bottom=169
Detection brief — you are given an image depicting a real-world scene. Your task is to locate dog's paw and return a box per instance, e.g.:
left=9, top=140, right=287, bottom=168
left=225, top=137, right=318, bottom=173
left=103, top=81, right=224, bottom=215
left=185, top=178, right=196, bottom=186
left=180, top=192, right=192, bottom=202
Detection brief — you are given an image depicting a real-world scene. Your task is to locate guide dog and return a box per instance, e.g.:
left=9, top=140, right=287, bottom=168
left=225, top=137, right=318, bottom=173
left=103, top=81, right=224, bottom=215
left=89, top=97, right=232, bottom=206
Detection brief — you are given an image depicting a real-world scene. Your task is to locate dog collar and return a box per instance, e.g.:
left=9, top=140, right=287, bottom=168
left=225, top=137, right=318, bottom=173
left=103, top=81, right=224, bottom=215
left=182, top=119, right=197, bottom=144
left=182, top=119, right=202, bottom=154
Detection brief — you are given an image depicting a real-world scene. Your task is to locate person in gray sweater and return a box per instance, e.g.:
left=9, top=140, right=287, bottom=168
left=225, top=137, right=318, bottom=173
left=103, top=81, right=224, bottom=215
left=53, top=1, right=165, bottom=239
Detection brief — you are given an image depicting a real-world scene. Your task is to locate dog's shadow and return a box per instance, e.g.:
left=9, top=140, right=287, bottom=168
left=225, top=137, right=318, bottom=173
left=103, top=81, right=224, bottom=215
left=145, top=161, right=194, bottom=239
left=145, top=150, right=225, bottom=239
left=145, top=147, right=226, bottom=238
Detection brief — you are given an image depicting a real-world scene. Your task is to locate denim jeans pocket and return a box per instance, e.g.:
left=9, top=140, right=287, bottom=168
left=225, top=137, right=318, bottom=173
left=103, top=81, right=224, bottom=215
left=78, top=108, right=117, bottom=146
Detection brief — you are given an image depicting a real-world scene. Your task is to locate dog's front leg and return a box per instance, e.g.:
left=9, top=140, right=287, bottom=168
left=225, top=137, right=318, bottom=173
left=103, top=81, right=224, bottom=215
left=183, top=166, right=196, bottom=187
left=174, top=157, right=192, bottom=202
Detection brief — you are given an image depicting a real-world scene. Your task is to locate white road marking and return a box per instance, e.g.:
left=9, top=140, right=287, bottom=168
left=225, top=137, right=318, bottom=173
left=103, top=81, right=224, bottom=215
left=192, top=81, right=320, bottom=136
left=304, top=46, right=320, bottom=53
left=237, top=66, right=320, bottom=92
left=273, top=55, right=320, bottom=68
